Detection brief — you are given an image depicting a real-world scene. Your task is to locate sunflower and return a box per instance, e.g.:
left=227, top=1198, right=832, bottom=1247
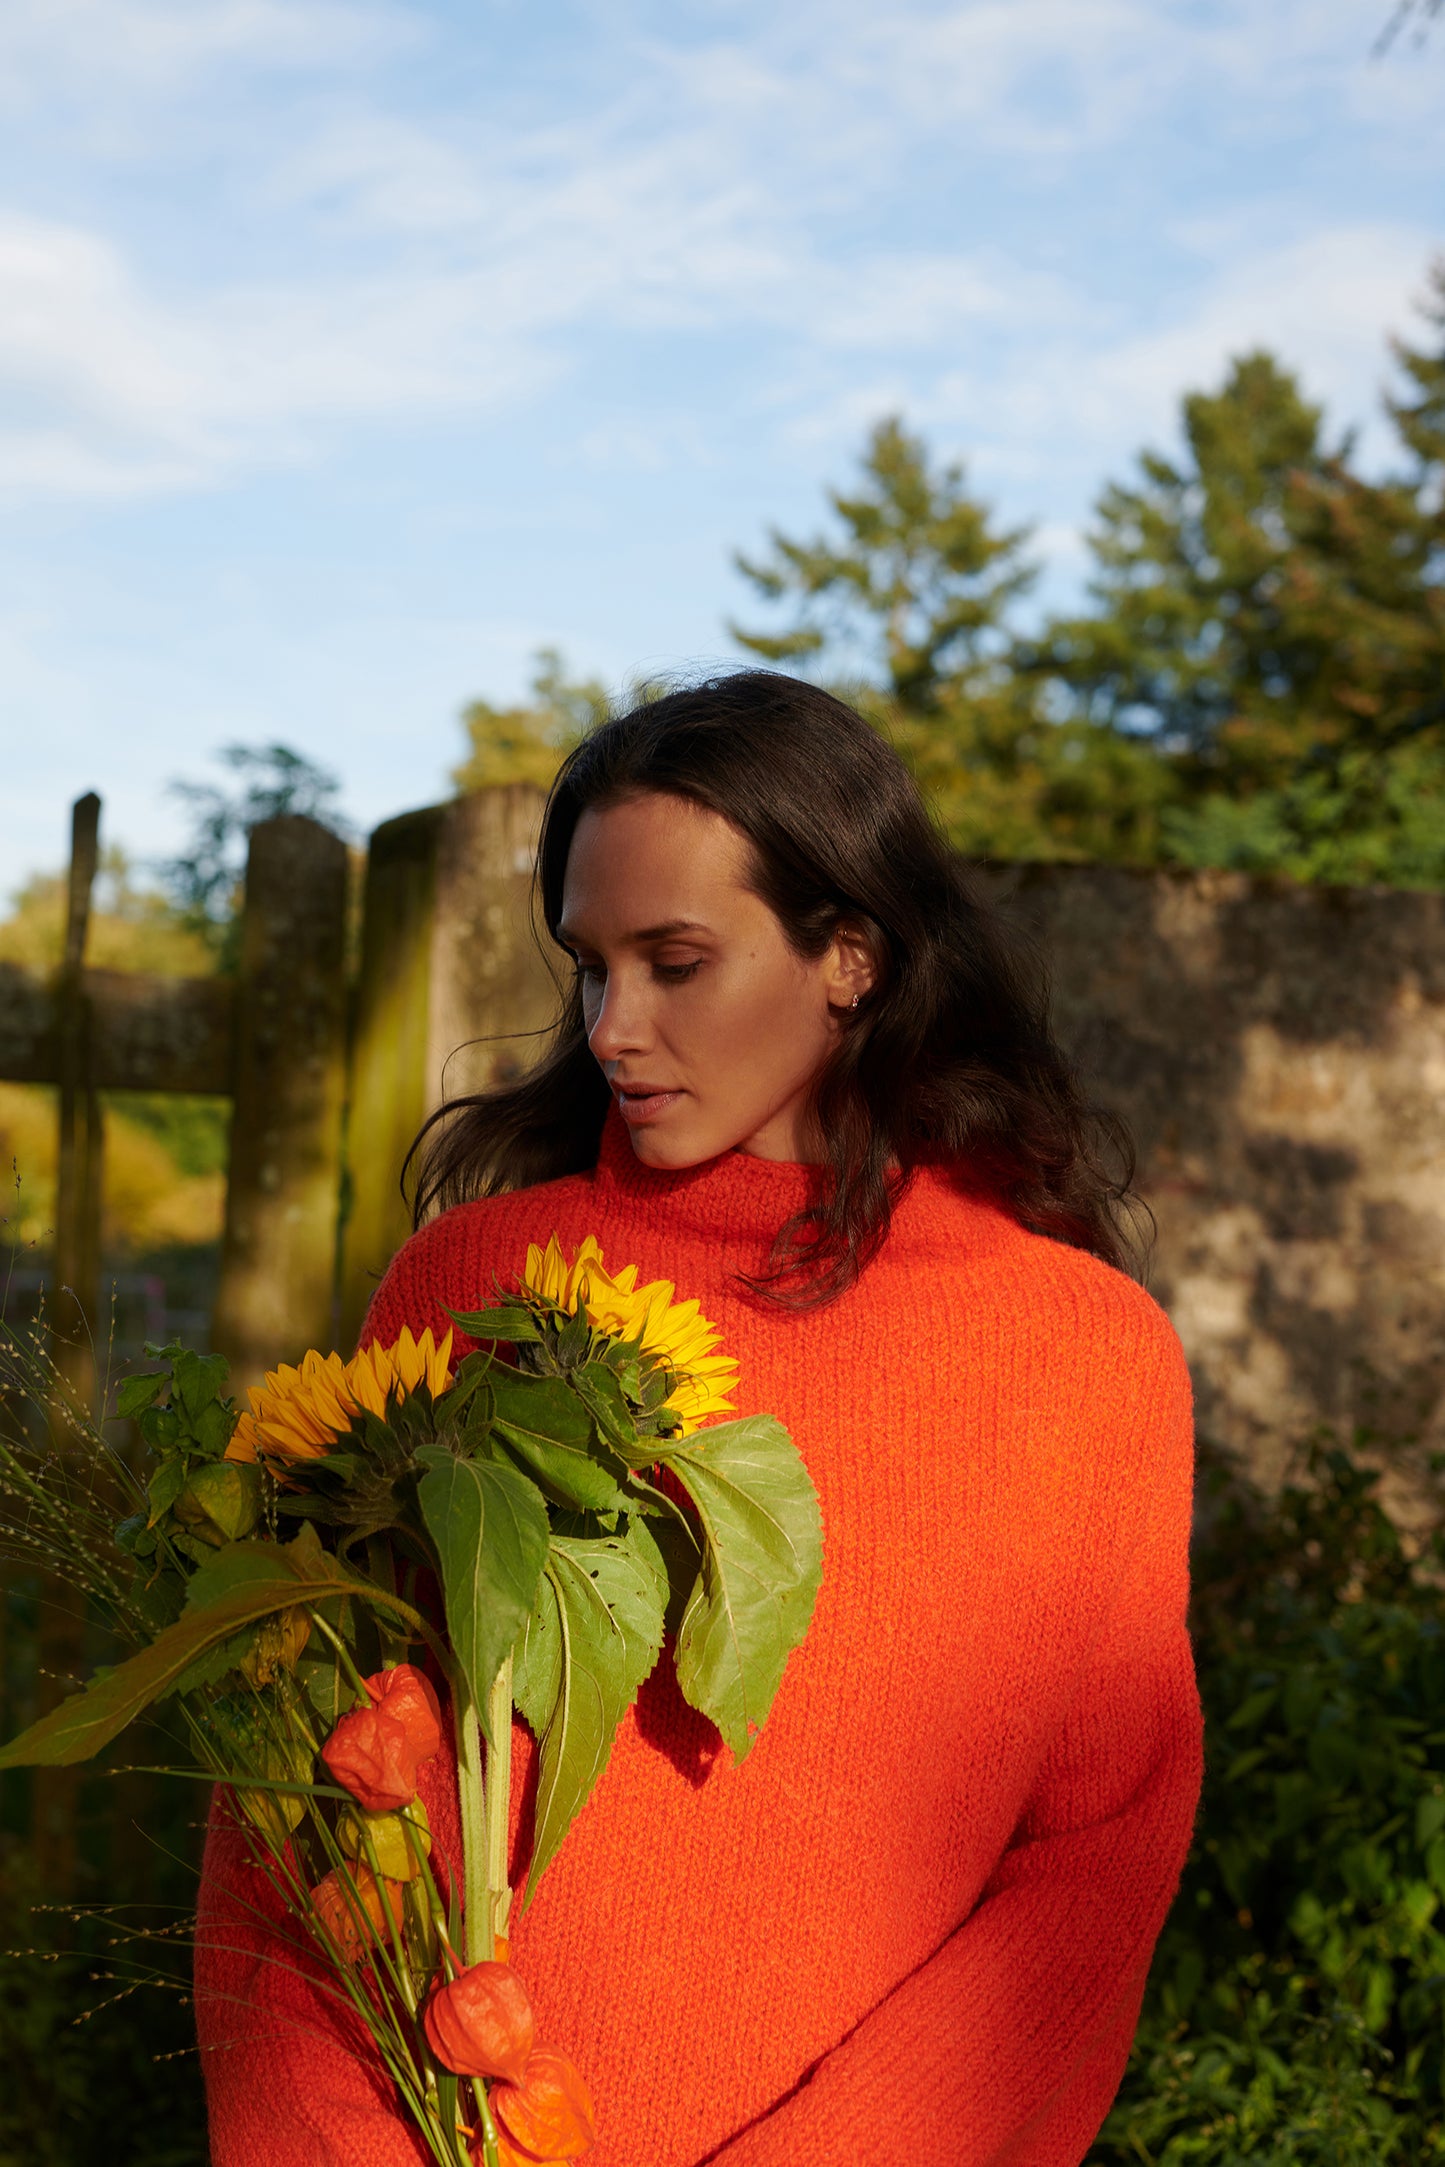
left=226, top=1327, right=455, bottom=1467
left=522, top=1235, right=737, bottom=1435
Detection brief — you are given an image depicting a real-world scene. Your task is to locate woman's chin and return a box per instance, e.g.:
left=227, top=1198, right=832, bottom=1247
left=625, top=1118, right=724, bottom=1171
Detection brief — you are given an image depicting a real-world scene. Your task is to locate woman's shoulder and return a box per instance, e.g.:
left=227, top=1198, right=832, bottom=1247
left=1016, top=1217, right=1185, bottom=1366
left=908, top=1166, right=1191, bottom=1409
left=358, top=1167, right=597, bottom=1350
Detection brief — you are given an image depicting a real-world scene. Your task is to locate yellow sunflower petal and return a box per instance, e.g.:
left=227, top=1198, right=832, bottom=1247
left=220, top=1329, right=455, bottom=1471
left=224, top=1413, right=260, bottom=1464
left=520, top=1236, right=738, bottom=1435
left=343, top=1327, right=454, bottom=1417
left=423, top=1328, right=454, bottom=1396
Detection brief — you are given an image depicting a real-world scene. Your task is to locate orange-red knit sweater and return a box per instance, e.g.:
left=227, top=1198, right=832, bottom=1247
left=196, top=1114, right=1202, bottom=2167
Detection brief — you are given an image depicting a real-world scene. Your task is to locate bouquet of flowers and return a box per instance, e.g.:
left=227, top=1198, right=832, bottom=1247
left=0, top=1236, right=823, bottom=2166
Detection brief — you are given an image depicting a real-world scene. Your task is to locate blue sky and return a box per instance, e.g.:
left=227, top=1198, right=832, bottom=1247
left=1, top=0, right=1441, bottom=896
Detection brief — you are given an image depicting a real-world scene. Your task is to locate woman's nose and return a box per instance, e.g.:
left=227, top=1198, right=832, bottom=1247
left=586, top=975, right=649, bottom=1062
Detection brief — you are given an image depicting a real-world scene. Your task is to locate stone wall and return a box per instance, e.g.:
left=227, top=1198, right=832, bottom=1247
left=339, top=783, right=1444, bottom=1507
left=977, top=864, right=1445, bottom=1508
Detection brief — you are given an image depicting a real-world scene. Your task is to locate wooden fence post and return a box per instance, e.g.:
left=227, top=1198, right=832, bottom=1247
left=51, top=791, right=103, bottom=1414
left=33, top=790, right=104, bottom=1898
left=211, top=815, right=349, bottom=1387
left=338, top=785, right=557, bottom=1348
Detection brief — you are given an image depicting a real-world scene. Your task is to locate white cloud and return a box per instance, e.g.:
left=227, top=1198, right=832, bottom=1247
left=679, top=0, right=1438, bottom=169
left=1083, top=223, right=1436, bottom=463
left=749, top=218, right=1436, bottom=589
left=0, top=212, right=483, bottom=494
left=807, top=252, right=1071, bottom=352
left=0, top=0, right=1438, bottom=505
left=0, top=0, right=407, bottom=103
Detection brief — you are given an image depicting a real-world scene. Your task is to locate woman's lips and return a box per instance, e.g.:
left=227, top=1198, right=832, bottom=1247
left=615, top=1087, right=682, bottom=1124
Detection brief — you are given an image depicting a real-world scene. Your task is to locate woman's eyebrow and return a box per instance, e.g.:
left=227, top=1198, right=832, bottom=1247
left=556, top=916, right=712, bottom=946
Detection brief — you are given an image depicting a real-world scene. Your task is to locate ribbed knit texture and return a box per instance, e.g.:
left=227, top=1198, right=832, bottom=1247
left=196, top=1111, right=1202, bottom=2167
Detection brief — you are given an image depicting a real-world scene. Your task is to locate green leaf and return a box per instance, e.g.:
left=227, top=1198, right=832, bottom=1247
left=1417, top=1793, right=1445, bottom=1851
left=632, top=1506, right=699, bottom=1639
left=1226, top=1685, right=1278, bottom=1732
left=175, top=1461, right=263, bottom=1544
left=141, top=1406, right=180, bottom=1453
left=495, top=1426, right=624, bottom=1513
left=114, top=1514, right=153, bottom=1559
left=116, top=1372, right=168, bottom=1420
left=127, top=1561, right=186, bottom=1634
left=554, top=1304, right=591, bottom=1369
left=446, top=1304, right=544, bottom=1345
left=490, top=1369, right=625, bottom=1513
left=512, top=1528, right=667, bottom=1897
left=658, top=1416, right=822, bottom=1763
left=569, top=1362, right=649, bottom=1462
left=0, top=1532, right=407, bottom=1770
left=1426, top=1833, right=1445, bottom=1901
left=432, top=1357, right=495, bottom=1435
left=192, top=1397, right=237, bottom=1458
left=169, top=1627, right=258, bottom=1698
left=489, top=1369, right=595, bottom=1444
left=171, top=1349, right=230, bottom=1423
left=297, top=1642, right=345, bottom=1731
left=146, top=1458, right=187, bottom=1526
left=415, top=1447, right=549, bottom=1742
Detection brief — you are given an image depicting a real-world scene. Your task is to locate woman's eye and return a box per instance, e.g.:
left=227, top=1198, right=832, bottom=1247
left=572, top=956, right=701, bottom=985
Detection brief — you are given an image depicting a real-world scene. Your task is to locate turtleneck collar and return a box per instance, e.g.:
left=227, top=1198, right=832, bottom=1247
left=592, top=1101, right=825, bottom=1249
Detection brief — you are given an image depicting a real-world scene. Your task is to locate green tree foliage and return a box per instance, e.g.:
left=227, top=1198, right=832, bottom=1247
left=451, top=647, right=611, bottom=794
left=731, top=415, right=1035, bottom=711
left=0, top=853, right=227, bottom=1255
left=1093, top=1439, right=1445, bottom=2163
left=0, top=848, right=215, bottom=979
left=162, top=742, right=345, bottom=959
left=731, top=265, right=1445, bottom=886
left=0, top=1830, right=206, bottom=2167
left=1032, top=271, right=1445, bottom=883
left=1035, top=352, right=1348, bottom=773
left=731, top=418, right=1178, bottom=863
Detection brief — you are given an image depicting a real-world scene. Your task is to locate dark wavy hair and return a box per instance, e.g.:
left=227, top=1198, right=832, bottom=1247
left=406, top=670, right=1142, bottom=1306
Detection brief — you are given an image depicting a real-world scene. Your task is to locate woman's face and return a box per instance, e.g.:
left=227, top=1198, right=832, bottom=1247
left=558, top=791, right=870, bottom=1168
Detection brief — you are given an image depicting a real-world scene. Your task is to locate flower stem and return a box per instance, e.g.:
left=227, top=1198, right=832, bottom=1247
left=473, top=2082, right=503, bottom=2167
left=485, top=1657, right=514, bottom=1948
left=456, top=1679, right=490, bottom=1966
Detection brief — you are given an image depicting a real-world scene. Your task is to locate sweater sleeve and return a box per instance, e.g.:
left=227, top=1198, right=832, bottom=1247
left=703, top=1357, right=1203, bottom=2167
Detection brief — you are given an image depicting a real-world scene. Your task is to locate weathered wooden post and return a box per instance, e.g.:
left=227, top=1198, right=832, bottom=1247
left=51, top=791, right=103, bottom=1415
left=338, top=785, right=559, bottom=1348
left=33, top=792, right=104, bottom=1897
left=211, top=815, right=349, bottom=1388
left=28, top=793, right=106, bottom=1898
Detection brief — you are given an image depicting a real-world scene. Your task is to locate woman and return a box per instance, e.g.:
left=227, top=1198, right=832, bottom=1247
left=197, top=671, right=1202, bottom=2166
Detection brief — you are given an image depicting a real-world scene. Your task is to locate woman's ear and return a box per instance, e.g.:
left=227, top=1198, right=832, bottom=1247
left=826, top=920, right=879, bottom=1014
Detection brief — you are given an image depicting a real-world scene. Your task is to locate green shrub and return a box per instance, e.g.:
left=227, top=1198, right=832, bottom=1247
left=0, top=1836, right=206, bottom=2167
left=1092, top=1440, right=1445, bottom=2163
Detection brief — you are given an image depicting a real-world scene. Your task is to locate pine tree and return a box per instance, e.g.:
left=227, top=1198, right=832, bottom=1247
left=731, top=417, right=1035, bottom=715
left=1033, top=316, right=1445, bottom=884
left=724, top=274, right=1445, bottom=883
left=731, top=418, right=1177, bottom=862
left=1390, top=260, right=1445, bottom=477
left=1031, top=352, right=1347, bottom=784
